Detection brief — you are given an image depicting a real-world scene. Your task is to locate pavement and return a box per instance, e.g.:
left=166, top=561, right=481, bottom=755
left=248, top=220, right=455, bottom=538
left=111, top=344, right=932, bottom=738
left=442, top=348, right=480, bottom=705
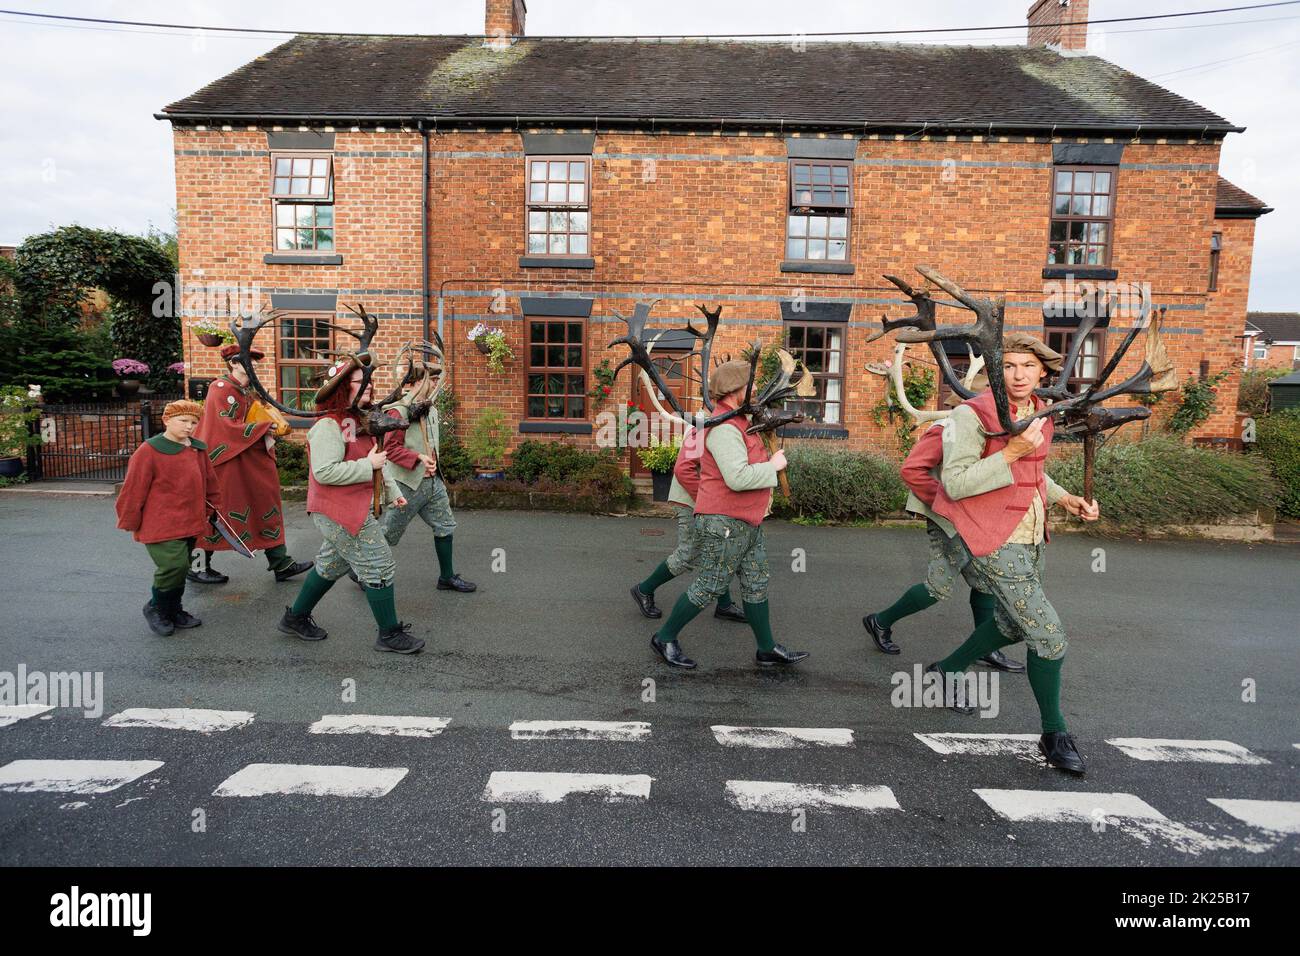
left=0, top=494, right=1296, bottom=866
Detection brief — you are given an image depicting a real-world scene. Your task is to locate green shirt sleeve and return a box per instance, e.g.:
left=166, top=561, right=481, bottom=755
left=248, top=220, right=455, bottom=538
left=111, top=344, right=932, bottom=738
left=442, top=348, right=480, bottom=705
left=1045, top=474, right=1069, bottom=505
left=705, top=423, right=777, bottom=492
left=307, top=419, right=374, bottom=487
left=940, top=405, right=1015, bottom=501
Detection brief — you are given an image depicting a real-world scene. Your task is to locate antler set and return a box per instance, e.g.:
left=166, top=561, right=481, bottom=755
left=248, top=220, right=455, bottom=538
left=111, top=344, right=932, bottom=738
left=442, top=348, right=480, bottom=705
left=607, top=300, right=724, bottom=427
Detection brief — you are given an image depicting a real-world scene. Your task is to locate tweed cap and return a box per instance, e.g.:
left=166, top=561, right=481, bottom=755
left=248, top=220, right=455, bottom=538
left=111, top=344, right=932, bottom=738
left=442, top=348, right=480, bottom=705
left=1002, top=333, right=1063, bottom=373
left=709, top=359, right=754, bottom=401
left=162, top=399, right=204, bottom=421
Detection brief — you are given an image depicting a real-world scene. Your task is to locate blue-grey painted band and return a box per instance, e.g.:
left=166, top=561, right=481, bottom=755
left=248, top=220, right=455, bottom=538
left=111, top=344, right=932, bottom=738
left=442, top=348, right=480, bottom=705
left=270, top=293, right=338, bottom=311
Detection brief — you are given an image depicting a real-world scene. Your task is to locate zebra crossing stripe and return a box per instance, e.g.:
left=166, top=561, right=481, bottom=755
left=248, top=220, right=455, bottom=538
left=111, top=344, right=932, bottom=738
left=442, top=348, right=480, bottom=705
left=0, top=759, right=164, bottom=794
left=309, top=715, right=451, bottom=738
left=974, top=789, right=1165, bottom=823
left=0, top=704, right=54, bottom=728
left=1105, top=738, right=1270, bottom=765
left=725, top=780, right=900, bottom=814
left=711, top=726, right=854, bottom=749
left=213, top=763, right=408, bottom=798
left=914, top=733, right=1040, bottom=757
left=482, top=771, right=653, bottom=804
left=1207, top=799, right=1300, bottom=835
left=103, top=708, right=255, bottom=733
left=509, top=720, right=650, bottom=741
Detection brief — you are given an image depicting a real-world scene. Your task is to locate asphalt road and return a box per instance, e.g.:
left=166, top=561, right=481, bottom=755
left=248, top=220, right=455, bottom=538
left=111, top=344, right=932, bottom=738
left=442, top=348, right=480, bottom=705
left=0, top=494, right=1296, bottom=866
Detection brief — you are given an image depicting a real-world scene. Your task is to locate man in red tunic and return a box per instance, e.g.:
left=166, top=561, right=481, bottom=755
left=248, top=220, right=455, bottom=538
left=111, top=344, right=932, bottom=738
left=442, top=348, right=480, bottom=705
left=189, top=345, right=311, bottom=584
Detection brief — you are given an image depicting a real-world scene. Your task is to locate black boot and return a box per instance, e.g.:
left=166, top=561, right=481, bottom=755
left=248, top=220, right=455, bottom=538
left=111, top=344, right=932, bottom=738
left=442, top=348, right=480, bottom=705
left=756, top=643, right=809, bottom=667
left=437, top=574, right=477, bottom=592
left=630, top=585, right=662, bottom=619
left=278, top=607, right=328, bottom=642
left=713, top=602, right=747, bottom=623
left=376, top=622, right=425, bottom=655
left=863, top=613, right=900, bottom=655
left=978, top=649, right=1025, bottom=673
left=143, top=601, right=175, bottom=636
left=170, top=607, right=202, bottom=629
left=650, top=634, right=696, bottom=669
left=186, top=551, right=228, bottom=585
left=274, top=559, right=314, bottom=583
left=1040, top=732, right=1087, bottom=776
left=924, top=662, right=976, bottom=715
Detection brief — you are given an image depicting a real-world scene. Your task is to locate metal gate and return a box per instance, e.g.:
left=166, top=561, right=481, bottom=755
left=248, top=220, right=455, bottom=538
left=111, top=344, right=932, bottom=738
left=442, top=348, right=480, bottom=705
left=27, top=399, right=175, bottom=482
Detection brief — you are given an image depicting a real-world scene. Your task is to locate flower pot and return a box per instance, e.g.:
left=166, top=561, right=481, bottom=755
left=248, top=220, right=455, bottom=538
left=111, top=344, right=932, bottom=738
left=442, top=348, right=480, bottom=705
left=651, top=470, right=672, bottom=502
left=115, top=379, right=141, bottom=398
left=474, top=337, right=491, bottom=355
left=0, top=456, right=24, bottom=479
left=196, top=333, right=223, bottom=347
left=473, top=466, right=504, bottom=480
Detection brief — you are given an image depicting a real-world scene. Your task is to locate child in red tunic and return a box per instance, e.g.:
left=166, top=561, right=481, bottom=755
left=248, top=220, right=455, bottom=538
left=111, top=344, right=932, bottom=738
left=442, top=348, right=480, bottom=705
left=115, top=400, right=223, bottom=636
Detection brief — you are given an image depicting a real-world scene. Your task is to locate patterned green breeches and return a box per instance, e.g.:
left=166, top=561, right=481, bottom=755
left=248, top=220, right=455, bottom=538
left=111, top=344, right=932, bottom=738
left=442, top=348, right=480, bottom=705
left=923, top=519, right=989, bottom=601
left=380, top=474, right=457, bottom=544
left=966, top=542, right=1068, bottom=660
left=311, top=513, right=396, bottom=588
left=665, top=505, right=699, bottom=576
left=685, top=514, right=769, bottom=607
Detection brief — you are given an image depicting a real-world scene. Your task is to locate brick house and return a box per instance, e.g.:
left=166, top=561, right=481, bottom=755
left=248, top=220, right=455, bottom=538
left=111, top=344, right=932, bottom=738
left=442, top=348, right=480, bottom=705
left=161, top=0, right=1271, bottom=472
left=1243, top=313, right=1300, bottom=371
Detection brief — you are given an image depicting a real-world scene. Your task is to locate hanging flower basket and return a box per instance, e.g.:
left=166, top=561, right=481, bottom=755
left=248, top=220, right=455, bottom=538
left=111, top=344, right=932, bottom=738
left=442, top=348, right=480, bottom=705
left=196, top=332, right=224, bottom=347
left=474, top=337, right=491, bottom=355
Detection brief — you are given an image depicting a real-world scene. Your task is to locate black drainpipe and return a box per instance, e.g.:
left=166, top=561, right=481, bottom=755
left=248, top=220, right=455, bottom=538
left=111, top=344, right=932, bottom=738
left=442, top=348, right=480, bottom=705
left=419, top=121, right=431, bottom=344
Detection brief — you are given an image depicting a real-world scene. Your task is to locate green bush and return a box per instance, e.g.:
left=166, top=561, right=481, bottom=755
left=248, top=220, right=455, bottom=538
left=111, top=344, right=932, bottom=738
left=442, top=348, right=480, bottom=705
left=1047, top=437, right=1277, bottom=531
left=1238, top=368, right=1287, bottom=416
left=777, top=446, right=908, bottom=522
left=275, top=439, right=308, bottom=486
left=466, top=407, right=508, bottom=470
left=437, top=432, right=473, bottom=483
left=507, top=439, right=606, bottom=483
left=1254, top=409, right=1300, bottom=518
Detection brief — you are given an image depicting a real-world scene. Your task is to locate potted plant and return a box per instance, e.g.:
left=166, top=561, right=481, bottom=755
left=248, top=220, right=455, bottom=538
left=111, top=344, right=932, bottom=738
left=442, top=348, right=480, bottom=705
left=467, top=322, right=514, bottom=373
left=189, top=318, right=234, bottom=348
left=111, top=358, right=150, bottom=398
left=467, top=407, right=508, bottom=480
left=637, top=434, right=681, bottom=502
left=0, top=386, right=41, bottom=479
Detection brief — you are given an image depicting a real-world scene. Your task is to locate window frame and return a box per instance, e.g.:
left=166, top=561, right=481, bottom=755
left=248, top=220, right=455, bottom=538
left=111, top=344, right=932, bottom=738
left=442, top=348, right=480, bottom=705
left=786, top=159, right=853, bottom=264
left=1209, top=231, right=1222, bottom=292
left=269, top=150, right=335, bottom=254
left=274, top=311, right=335, bottom=412
left=1046, top=165, right=1117, bottom=268
left=524, top=155, right=592, bottom=259
left=781, top=320, right=847, bottom=425
left=524, top=316, right=589, bottom=421
left=1045, top=326, right=1109, bottom=394
left=1252, top=341, right=1268, bottom=361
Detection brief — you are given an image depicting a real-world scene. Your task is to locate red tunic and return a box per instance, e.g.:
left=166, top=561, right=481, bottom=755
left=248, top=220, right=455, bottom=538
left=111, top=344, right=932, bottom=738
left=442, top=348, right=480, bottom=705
left=306, top=414, right=378, bottom=536
left=671, top=425, right=703, bottom=500
left=193, top=376, right=285, bottom=552
left=694, top=407, right=773, bottom=528
left=900, top=422, right=943, bottom=507
left=115, top=435, right=223, bottom=544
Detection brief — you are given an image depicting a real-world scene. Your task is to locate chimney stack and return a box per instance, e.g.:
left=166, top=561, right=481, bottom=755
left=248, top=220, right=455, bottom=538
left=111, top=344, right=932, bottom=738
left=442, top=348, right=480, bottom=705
left=485, top=0, right=526, bottom=43
left=1027, top=0, right=1089, bottom=51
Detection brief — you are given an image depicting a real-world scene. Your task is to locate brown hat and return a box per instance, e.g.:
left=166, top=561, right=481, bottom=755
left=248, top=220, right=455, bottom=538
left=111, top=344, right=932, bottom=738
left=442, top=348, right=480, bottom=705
left=162, top=399, right=204, bottom=421
left=314, top=352, right=372, bottom=404
left=1002, top=333, right=1064, bottom=373
left=221, top=344, right=263, bottom=362
left=709, top=359, right=754, bottom=401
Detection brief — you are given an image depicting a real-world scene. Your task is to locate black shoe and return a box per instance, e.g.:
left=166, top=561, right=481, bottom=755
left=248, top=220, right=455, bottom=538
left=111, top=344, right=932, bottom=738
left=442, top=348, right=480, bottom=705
left=630, top=585, right=662, bottom=619
left=650, top=634, right=696, bottom=669
left=143, top=601, right=175, bottom=637
left=277, top=607, right=327, bottom=642
left=186, top=568, right=229, bottom=585
left=714, top=603, right=747, bottom=623
left=274, top=560, right=313, bottom=583
left=979, top=649, right=1026, bottom=673
left=376, top=622, right=425, bottom=655
left=924, top=662, right=976, bottom=715
left=863, top=613, right=900, bottom=655
left=1040, top=732, right=1087, bottom=776
left=170, top=608, right=202, bottom=629
left=756, top=643, right=809, bottom=667
left=437, top=574, right=477, bottom=593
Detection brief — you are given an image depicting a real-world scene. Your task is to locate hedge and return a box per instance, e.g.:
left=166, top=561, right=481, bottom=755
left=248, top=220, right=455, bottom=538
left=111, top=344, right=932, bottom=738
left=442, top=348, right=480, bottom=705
left=1254, top=409, right=1300, bottom=518
left=776, top=446, right=908, bottom=522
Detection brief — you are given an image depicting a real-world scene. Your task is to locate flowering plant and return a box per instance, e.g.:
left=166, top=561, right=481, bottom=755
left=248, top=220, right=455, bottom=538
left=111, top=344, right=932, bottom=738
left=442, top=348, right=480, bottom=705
left=468, top=323, right=514, bottom=373
left=112, top=358, right=150, bottom=378
left=167, top=362, right=187, bottom=376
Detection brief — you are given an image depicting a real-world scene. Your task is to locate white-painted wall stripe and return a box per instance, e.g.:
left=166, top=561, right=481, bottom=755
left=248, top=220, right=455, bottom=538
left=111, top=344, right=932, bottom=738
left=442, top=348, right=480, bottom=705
left=213, top=763, right=408, bottom=798
left=309, top=715, right=451, bottom=738
left=0, top=704, right=54, bottom=727
left=0, top=759, right=163, bottom=794
left=1208, top=799, right=1300, bottom=835
left=103, top=708, right=255, bottom=733
left=1105, top=738, right=1270, bottom=765
left=482, top=771, right=653, bottom=803
left=711, top=726, right=854, bottom=749
left=509, top=720, right=650, bottom=741
left=914, top=733, right=1040, bottom=757
left=725, top=780, right=901, bottom=814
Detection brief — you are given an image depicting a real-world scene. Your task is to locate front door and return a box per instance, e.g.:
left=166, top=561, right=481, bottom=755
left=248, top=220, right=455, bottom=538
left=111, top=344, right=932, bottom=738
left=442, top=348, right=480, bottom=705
left=628, top=350, right=700, bottom=477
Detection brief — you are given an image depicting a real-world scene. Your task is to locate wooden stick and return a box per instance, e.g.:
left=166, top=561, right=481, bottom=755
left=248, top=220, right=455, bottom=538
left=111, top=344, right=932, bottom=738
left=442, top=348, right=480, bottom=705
left=763, top=432, right=791, bottom=498
left=1083, top=432, right=1096, bottom=506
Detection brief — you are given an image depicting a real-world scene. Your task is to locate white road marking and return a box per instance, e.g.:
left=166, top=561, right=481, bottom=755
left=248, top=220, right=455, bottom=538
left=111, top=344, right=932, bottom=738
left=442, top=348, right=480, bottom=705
left=509, top=720, right=650, bottom=742
left=915, top=733, right=1041, bottom=760
left=724, top=780, right=901, bottom=814
left=1207, top=799, right=1300, bottom=835
left=710, top=726, right=854, bottom=749
left=1105, top=738, right=1270, bottom=765
left=974, top=788, right=1270, bottom=855
left=0, top=759, right=163, bottom=794
left=309, top=715, right=451, bottom=738
left=213, top=763, right=408, bottom=798
left=103, top=708, right=255, bottom=733
left=482, top=771, right=653, bottom=804
left=0, top=704, right=55, bottom=728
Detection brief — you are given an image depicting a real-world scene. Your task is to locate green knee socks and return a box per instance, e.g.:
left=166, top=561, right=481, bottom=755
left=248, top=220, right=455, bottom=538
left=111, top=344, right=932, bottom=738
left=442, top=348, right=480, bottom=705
left=290, top=569, right=336, bottom=616
left=937, top=617, right=1017, bottom=674
left=656, top=592, right=703, bottom=643
left=434, top=535, right=455, bottom=581
left=637, top=560, right=677, bottom=597
left=151, top=586, right=183, bottom=614
left=969, top=588, right=996, bottom=628
left=716, top=588, right=735, bottom=611
left=743, top=600, right=776, bottom=652
left=1027, top=651, right=1067, bottom=734
left=876, top=583, right=937, bottom=628
left=363, top=582, right=399, bottom=630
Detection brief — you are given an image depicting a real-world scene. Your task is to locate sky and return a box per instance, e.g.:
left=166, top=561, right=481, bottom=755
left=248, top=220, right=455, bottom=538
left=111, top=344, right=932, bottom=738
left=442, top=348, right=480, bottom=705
left=0, top=0, right=1296, bottom=311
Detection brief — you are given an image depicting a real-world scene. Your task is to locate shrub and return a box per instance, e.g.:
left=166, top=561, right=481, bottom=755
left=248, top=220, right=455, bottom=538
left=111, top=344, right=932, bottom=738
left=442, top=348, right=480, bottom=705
left=466, top=407, right=508, bottom=470
left=1254, top=409, right=1300, bottom=518
left=777, top=446, right=908, bottom=522
left=1238, top=367, right=1287, bottom=416
left=437, top=432, right=473, bottom=483
left=1047, top=437, right=1277, bottom=531
left=636, top=434, right=680, bottom=474
left=0, top=386, right=42, bottom=459
left=1166, top=367, right=1232, bottom=436
left=507, top=439, right=605, bottom=483
left=275, top=438, right=308, bottom=485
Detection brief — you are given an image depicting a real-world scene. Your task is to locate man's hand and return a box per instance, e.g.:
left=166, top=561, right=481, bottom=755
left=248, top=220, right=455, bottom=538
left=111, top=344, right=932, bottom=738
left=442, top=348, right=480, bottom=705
left=1061, top=494, right=1100, bottom=522
left=418, top=452, right=437, bottom=476
left=770, top=449, right=788, bottom=472
left=1002, top=418, right=1046, bottom=464
left=393, top=496, right=408, bottom=509
left=367, top=446, right=388, bottom=470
